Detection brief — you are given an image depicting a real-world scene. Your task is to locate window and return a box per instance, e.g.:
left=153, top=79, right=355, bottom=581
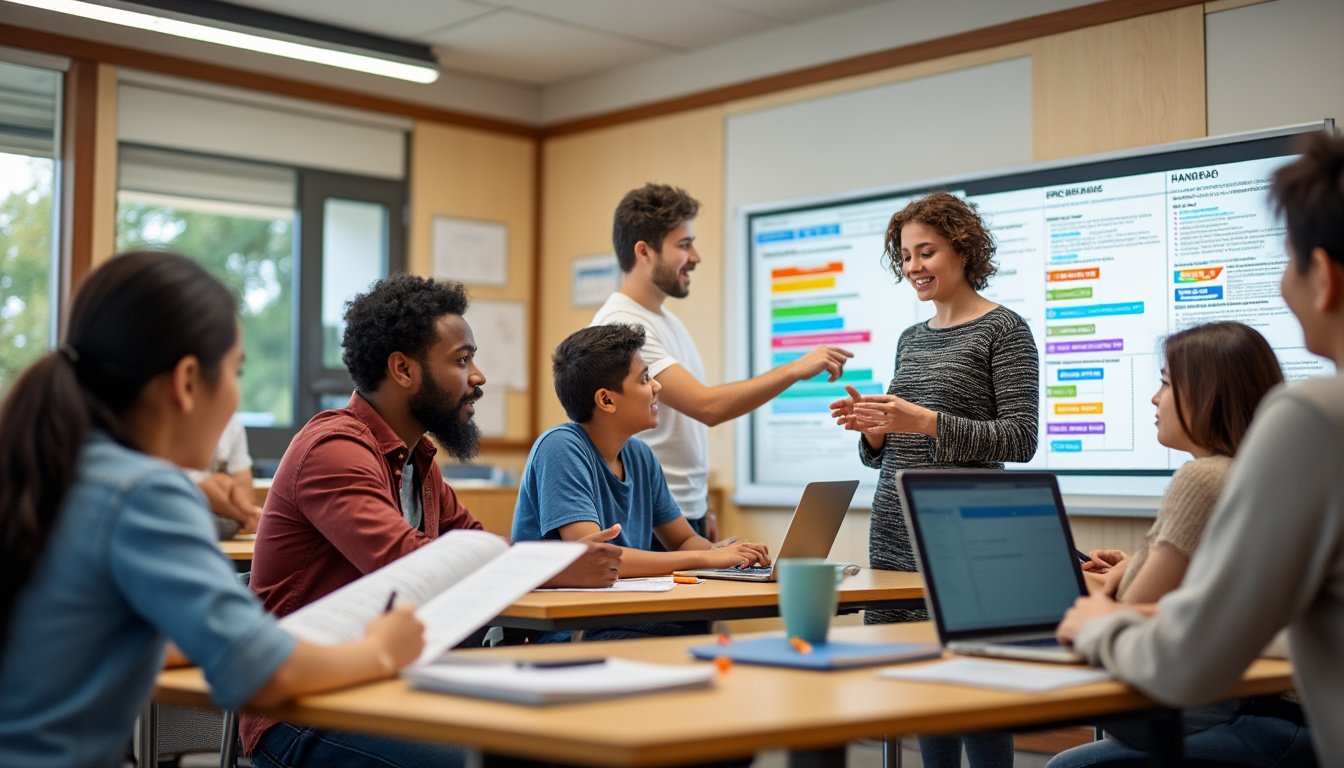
left=0, top=60, right=61, bottom=394
left=116, top=147, right=297, bottom=427
left=115, top=147, right=406, bottom=460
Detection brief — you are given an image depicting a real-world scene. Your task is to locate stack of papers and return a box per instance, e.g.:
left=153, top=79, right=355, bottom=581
left=405, top=658, right=715, bottom=705
left=879, top=658, right=1112, bottom=691
left=690, top=637, right=942, bottom=670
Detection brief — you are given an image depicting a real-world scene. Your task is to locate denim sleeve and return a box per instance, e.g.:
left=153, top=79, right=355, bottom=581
left=109, top=471, right=295, bottom=710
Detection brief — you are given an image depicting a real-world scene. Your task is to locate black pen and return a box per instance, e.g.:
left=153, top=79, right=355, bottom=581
left=384, top=591, right=397, bottom=613
left=516, top=658, right=605, bottom=669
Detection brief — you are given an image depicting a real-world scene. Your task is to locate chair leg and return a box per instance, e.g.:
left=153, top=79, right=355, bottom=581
left=881, top=737, right=903, bottom=768
left=219, top=710, right=239, bottom=768
left=135, top=701, right=159, bottom=768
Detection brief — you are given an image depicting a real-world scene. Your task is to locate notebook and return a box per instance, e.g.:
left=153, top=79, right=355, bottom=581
left=897, top=470, right=1087, bottom=663
left=689, top=636, right=941, bottom=670
left=673, top=480, right=860, bottom=582
left=404, top=658, right=714, bottom=705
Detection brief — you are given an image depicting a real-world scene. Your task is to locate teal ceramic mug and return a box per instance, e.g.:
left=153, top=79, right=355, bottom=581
left=778, top=558, right=843, bottom=645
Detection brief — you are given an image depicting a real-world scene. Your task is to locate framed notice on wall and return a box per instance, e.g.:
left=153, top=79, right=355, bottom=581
left=432, top=216, right=508, bottom=286
left=571, top=253, right=620, bottom=307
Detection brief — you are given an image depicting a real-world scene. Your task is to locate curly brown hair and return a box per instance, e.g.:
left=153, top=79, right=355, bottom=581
left=882, top=191, right=997, bottom=290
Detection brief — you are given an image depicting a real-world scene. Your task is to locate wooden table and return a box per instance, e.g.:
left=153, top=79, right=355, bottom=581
left=218, top=535, right=255, bottom=561
left=493, top=568, right=925, bottom=631
left=155, top=622, right=1294, bottom=767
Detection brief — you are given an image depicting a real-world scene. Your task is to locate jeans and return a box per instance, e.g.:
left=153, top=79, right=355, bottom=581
left=918, top=732, right=1015, bottom=768
left=251, top=722, right=467, bottom=768
left=1044, top=715, right=1318, bottom=768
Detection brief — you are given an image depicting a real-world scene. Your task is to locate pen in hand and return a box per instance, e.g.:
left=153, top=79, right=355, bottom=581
left=384, top=591, right=397, bottom=613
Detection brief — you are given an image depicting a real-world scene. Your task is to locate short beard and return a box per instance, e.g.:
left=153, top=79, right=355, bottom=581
left=409, top=374, right=482, bottom=463
left=651, top=254, right=689, bottom=299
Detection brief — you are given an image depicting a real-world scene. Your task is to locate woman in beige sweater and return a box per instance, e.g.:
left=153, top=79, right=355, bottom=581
left=1050, top=321, right=1316, bottom=767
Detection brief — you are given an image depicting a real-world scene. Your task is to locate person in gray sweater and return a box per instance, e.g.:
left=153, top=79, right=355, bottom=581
left=832, top=192, right=1039, bottom=768
left=1057, top=130, right=1344, bottom=762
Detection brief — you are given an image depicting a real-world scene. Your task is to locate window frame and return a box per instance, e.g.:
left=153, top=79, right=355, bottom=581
left=112, top=145, right=407, bottom=463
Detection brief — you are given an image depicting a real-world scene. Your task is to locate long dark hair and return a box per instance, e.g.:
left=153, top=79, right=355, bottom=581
left=1164, top=321, right=1283, bottom=457
left=0, top=251, right=238, bottom=645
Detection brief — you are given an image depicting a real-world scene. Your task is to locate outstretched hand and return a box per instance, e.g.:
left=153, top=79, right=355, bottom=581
left=546, top=524, right=623, bottom=588
left=829, top=384, right=936, bottom=437
left=791, top=346, right=854, bottom=383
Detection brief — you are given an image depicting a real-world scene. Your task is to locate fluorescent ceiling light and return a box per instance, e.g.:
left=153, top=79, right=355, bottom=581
left=5, top=0, right=440, bottom=83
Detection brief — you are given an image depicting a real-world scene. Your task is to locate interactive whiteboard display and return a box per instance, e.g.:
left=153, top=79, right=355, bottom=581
left=737, top=124, right=1334, bottom=504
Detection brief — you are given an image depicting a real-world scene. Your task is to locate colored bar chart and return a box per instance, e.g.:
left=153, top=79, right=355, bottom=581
left=766, top=261, right=888, bottom=413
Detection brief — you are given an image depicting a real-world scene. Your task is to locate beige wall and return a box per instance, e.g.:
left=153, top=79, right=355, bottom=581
left=538, top=107, right=727, bottom=444
left=537, top=6, right=1208, bottom=564
left=409, top=122, right=536, bottom=469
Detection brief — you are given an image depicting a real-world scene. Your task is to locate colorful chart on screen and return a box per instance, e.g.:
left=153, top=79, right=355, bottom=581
left=740, top=125, right=1334, bottom=500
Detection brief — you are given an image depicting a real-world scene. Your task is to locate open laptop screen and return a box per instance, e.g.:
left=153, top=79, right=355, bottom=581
left=900, top=472, right=1085, bottom=636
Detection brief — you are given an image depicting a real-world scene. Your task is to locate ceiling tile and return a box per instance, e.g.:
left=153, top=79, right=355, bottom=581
left=709, top=0, right=885, bottom=25
left=220, top=0, right=497, bottom=40
left=508, top=0, right=772, bottom=50
left=424, top=10, right=662, bottom=84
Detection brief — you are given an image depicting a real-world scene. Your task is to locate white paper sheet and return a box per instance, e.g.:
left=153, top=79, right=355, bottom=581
left=278, top=532, right=585, bottom=664
left=879, top=658, right=1112, bottom=692
left=405, top=658, right=714, bottom=705
left=280, top=530, right=508, bottom=645
left=432, top=216, right=507, bottom=286
left=535, top=576, right=677, bottom=593
left=416, top=541, right=585, bottom=662
left=467, top=299, right=528, bottom=391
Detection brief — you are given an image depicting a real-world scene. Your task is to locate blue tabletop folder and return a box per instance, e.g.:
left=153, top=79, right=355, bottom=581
left=689, top=637, right=941, bottom=670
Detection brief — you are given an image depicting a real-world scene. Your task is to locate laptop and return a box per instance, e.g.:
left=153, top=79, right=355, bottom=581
left=897, top=470, right=1087, bottom=663
left=673, top=480, right=860, bottom=582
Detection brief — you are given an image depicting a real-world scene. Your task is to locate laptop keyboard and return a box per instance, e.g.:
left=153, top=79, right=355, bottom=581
left=721, top=566, right=773, bottom=575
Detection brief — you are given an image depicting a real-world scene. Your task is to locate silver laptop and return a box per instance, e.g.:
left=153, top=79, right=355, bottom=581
left=898, top=470, right=1086, bottom=663
left=674, top=480, right=859, bottom=582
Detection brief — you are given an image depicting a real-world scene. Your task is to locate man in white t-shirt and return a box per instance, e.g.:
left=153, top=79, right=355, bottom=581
left=592, top=183, right=852, bottom=539
left=183, top=414, right=261, bottom=539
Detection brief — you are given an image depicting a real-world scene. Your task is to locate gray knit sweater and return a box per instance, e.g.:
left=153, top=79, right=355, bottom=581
left=861, top=305, right=1040, bottom=624
left=1076, top=375, right=1344, bottom=759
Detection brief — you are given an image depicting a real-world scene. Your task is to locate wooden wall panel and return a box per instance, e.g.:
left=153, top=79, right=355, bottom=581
left=538, top=108, right=726, bottom=442
left=409, top=122, right=536, bottom=452
left=1032, top=5, right=1207, bottom=160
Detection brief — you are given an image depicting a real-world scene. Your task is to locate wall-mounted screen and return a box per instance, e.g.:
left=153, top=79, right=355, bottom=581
left=736, top=123, right=1334, bottom=505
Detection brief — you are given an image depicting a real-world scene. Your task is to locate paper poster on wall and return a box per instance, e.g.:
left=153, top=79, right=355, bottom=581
left=470, top=390, right=507, bottom=438
left=432, top=216, right=508, bottom=286
left=468, top=299, right=528, bottom=391
left=571, top=253, right=621, bottom=307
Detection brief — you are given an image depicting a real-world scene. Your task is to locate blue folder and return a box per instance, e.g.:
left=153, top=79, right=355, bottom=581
left=689, top=637, right=941, bottom=670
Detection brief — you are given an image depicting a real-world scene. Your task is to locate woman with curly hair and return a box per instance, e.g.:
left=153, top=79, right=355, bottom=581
left=831, top=191, right=1040, bottom=768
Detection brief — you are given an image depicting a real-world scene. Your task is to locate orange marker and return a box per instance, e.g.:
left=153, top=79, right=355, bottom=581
left=789, top=636, right=813, bottom=654
left=672, top=575, right=699, bottom=585
left=714, top=656, right=733, bottom=673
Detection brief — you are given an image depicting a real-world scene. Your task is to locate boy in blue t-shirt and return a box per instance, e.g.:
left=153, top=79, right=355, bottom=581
left=514, top=323, right=769, bottom=576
